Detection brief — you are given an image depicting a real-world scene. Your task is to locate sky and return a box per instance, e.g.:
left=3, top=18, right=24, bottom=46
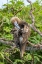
left=0, top=0, right=35, bottom=8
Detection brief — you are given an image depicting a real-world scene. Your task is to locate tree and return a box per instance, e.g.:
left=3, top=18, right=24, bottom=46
left=0, top=0, right=42, bottom=64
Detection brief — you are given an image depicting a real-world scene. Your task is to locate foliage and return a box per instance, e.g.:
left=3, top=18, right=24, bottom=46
left=0, top=0, right=42, bottom=64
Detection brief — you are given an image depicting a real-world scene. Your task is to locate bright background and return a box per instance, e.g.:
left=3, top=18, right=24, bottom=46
left=0, top=0, right=35, bottom=8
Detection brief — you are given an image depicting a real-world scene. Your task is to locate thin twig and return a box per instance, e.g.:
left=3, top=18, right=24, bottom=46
left=4, top=55, right=13, bottom=64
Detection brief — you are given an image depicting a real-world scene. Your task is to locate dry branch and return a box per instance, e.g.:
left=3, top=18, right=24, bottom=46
left=4, top=55, right=13, bottom=64
left=0, top=38, right=15, bottom=46
left=26, top=41, right=42, bottom=51
left=27, top=0, right=42, bottom=36
left=30, top=24, right=42, bottom=36
left=0, top=37, right=42, bottom=51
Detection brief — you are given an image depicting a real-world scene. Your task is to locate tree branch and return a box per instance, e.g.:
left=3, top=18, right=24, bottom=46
left=27, top=0, right=42, bottom=36
left=27, top=41, right=42, bottom=47
left=4, top=55, right=13, bottom=64
left=25, top=41, right=42, bottom=51
left=30, top=24, right=42, bottom=36
left=0, top=37, right=42, bottom=51
left=0, top=38, right=16, bottom=46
